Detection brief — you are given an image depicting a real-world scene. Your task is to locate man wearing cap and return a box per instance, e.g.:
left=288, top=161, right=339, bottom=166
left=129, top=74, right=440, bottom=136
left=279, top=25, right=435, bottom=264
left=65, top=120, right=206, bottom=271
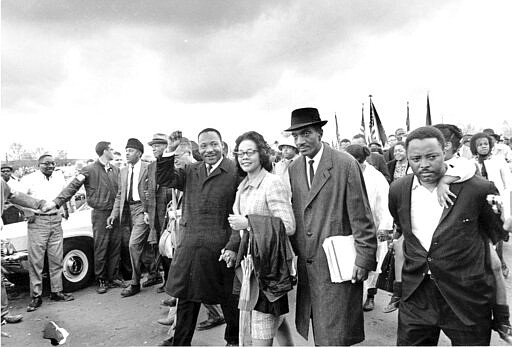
left=1, top=165, right=23, bottom=192
left=144, top=133, right=173, bottom=291
left=20, top=154, right=75, bottom=312
left=285, top=108, right=377, bottom=345
left=273, top=134, right=299, bottom=191
left=49, top=141, right=123, bottom=294
left=107, top=138, right=157, bottom=297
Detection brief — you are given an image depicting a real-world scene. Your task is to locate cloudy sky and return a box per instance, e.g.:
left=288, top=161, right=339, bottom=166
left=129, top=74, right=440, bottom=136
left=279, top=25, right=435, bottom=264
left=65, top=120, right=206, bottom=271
left=2, top=0, right=512, bottom=159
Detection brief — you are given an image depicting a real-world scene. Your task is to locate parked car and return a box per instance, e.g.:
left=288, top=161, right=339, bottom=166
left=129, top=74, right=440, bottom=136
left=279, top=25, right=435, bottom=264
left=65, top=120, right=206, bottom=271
left=1, top=203, right=94, bottom=292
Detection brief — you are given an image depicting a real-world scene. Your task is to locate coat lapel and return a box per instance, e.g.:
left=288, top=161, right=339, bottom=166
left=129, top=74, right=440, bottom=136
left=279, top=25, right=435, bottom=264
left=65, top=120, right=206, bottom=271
left=433, top=183, right=465, bottom=237
left=305, top=145, right=332, bottom=208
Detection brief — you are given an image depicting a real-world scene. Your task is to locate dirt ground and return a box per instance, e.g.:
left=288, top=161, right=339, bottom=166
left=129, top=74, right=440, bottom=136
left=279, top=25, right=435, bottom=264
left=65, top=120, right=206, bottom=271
left=2, top=243, right=512, bottom=346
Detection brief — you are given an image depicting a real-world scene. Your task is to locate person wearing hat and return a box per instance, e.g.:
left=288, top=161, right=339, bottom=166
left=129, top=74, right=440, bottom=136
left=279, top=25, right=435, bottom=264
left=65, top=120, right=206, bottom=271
left=285, top=107, right=377, bottom=345
left=49, top=141, right=124, bottom=294
left=107, top=138, right=157, bottom=297
left=273, top=134, right=299, bottom=191
left=1, top=164, right=23, bottom=192
left=20, top=154, right=74, bottom=312
left=144, top=133, right=174, bottom=292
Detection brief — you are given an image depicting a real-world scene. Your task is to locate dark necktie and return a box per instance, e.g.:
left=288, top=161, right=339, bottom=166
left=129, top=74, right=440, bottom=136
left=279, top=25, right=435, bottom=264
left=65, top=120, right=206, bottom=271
left=309, top=159, right=315, bottom=187
left=128, top=165, right=134, bottom=202
left=206, top=164, right=212, bottom=176
left=481, top=160, right=488, bottom=180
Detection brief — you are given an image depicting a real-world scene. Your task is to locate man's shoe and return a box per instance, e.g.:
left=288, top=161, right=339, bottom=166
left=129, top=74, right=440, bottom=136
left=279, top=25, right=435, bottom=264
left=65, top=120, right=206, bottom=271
left=97, top=280, right=107, bottom=294
left=159, top=337, right=174, bottom=346
left=157, top=316, right=175, bottom=326
left=197, top=317, right=226, bottom=331
left=142, top=276, right=163, bottom=288
left=109, top=279, right=129, bottom=288
left=383, top=295, right=400, bottom=313
left=27, top=296, right=42, bottom=312
left=161, top=297, right=177, bottom=307
left=50, top=292, right=74, bottom=302
left=121, top=284, right=140, bottom=297
left=363, top=297, right=375, bottom=312
left=497, top=324, right=512, bottom=344
left=4, top=314, right=23, bottom=323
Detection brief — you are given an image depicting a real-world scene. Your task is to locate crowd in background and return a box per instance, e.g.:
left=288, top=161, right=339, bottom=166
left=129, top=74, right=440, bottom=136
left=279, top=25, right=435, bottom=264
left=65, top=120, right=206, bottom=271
left=2, top=109, right=512, bottom=346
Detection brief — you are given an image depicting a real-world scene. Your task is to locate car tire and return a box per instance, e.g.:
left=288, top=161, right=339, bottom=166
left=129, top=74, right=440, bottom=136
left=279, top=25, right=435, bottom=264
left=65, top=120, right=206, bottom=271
left=62, top=237, right=94, bottom=292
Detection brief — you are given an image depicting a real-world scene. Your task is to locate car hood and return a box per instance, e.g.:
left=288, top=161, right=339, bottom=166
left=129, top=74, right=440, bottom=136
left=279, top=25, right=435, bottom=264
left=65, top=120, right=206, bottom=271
left=1, top=209, right=93, bottom=252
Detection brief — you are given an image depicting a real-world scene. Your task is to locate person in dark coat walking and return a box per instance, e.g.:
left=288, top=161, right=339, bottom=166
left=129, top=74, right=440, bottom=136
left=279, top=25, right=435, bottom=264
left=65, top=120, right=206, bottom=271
left=160, top=128, right=240, bottom=346
left=287, top=108, right=377, bottom=345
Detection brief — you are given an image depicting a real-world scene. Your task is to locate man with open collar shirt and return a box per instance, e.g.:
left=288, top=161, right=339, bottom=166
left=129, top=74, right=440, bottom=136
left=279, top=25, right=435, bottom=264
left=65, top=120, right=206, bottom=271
left=20, top=154, right=75, bottom=312
left=50, top=141, right=123, bottom=294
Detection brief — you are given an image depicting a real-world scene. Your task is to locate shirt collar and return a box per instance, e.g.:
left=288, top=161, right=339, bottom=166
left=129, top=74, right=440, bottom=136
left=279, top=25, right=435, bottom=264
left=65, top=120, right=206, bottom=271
left=308, top=143, right=324, bottom=164
left=206, top=157, right=223, bottom=173
left=131, top=159, right=141, bottom=170
left=247, top=168, right=267, bottom=188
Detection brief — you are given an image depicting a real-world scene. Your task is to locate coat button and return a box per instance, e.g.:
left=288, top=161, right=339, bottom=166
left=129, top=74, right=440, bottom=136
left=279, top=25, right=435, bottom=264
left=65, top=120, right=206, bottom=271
left=307, top=232, right=312, bottom=237
left=427, top=257, right=432, bottom=262
left=306, top=259, right=313, bottom=264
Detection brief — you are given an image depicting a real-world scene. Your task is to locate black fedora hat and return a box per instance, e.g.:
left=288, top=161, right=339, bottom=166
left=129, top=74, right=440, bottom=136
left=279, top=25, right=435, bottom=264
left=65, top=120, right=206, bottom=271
left=285, top=107, right=327, bottom=131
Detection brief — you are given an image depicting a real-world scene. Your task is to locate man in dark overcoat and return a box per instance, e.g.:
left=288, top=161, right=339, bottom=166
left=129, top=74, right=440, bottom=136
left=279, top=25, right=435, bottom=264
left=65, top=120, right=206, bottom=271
left=161, top=128, right=240, bottom=346
left=286, top=108, right=377, bottom=345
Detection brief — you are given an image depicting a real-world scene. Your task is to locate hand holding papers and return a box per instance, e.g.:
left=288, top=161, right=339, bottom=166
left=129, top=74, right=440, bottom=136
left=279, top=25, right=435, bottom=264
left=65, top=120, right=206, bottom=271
left=322, top=235, right=356, bottom=283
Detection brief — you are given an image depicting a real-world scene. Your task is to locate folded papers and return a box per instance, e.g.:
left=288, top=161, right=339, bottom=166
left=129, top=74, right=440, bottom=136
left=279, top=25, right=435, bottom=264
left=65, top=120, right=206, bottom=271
left=322, top=235, right=356, bottom=283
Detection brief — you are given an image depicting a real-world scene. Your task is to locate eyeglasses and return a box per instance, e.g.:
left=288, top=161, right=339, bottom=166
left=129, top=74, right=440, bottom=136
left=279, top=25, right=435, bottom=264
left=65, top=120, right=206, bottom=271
left=40, top=161, right=56, bottom=166
left=234, top=149, right=258, bottom=157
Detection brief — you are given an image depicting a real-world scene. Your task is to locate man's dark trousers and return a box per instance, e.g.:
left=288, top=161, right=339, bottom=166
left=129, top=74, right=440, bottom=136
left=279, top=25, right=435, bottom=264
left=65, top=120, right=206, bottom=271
left=173, top=294, right=239, bottom=346
left=91, top=209, right=121, bottom=281
left=397, top=276, right=492, bottom=346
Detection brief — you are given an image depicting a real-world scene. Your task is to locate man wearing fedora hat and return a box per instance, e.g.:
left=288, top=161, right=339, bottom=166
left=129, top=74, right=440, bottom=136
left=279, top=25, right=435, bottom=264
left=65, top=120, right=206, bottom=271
left=107, top=138, right=159, bottom=297
left=144, top=133, right=173, bottom=292
left=285, top=107, right=377, bottom=345
left=51, top=141, right=123, bottom=294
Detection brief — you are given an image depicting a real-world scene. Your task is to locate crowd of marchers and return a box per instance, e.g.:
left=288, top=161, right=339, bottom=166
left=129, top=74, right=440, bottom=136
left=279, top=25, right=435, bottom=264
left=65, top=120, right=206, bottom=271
left=2, top=107, right=512, bottom=346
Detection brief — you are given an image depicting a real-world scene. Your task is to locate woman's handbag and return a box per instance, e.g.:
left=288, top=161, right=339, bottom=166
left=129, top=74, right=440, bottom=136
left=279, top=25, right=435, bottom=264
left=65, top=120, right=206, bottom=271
left=158, top=189, right=180, bottom=259
left=376, top=248, right=395, bottom=293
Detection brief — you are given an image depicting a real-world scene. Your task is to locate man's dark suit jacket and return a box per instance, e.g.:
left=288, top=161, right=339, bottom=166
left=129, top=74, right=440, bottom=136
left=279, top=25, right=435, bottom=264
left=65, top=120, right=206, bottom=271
left=389, top=174, right=503, bottom=326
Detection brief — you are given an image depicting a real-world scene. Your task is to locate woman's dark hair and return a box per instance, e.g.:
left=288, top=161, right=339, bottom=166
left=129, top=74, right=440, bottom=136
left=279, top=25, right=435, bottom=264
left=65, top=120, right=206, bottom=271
left=394, top=141, right=406, bottom=150
left=470, top=132, right=494, bottom=156
left=433, top=124, right=463, bottom=152
left=345, top=144, right=370, bottom=164
left=405, top=126, right=445, bottom=150
left=234, top=131, right=273, bottom=176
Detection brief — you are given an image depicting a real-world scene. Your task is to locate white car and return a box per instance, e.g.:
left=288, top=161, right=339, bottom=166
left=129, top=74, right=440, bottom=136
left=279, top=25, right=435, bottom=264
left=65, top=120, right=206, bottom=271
left=1, top=204, right=94, bottom=292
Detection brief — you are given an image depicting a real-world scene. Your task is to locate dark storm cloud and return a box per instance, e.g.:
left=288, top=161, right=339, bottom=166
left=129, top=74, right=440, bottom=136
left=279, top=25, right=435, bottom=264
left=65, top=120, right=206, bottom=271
left=2, top=0, right=456, bottom=107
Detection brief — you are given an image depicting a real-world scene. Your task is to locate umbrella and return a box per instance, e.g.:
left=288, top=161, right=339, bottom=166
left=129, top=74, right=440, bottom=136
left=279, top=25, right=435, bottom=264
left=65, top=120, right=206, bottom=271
left=238, top=254, right=254, bottom=346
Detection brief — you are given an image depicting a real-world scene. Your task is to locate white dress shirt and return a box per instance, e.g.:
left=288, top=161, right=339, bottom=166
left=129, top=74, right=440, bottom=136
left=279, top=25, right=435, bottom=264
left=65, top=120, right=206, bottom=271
left=306, top=144, right=324, bottom=189
left=127, top=160, right=142, bottom=201
left=410, top=176, right=444, bottom=251
left=21, top=170, right=67, bottom=214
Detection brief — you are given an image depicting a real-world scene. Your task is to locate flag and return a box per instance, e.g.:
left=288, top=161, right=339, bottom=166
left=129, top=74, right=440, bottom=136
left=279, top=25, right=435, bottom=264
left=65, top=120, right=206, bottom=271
left=359, top=103, right=366, bottom=137
left=371, top=100, right=388, bottom=146
left=369, top=101, right=376, bottom=142
left=426, top=94, right=432, bottom=125
left=406, top=101, right=410, bottom=132
left=334, top=113, right=340, bottom=148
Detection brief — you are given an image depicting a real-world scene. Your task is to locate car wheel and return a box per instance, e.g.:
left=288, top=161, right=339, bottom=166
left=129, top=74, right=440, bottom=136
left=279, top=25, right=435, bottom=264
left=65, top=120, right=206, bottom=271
left=62, top=237, right=94, bottom=292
